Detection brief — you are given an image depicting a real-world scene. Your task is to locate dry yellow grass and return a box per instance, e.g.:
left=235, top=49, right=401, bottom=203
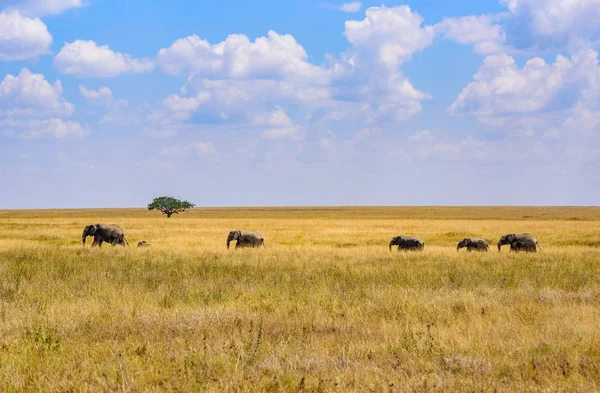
left=0, top=207, right=599, bottom=392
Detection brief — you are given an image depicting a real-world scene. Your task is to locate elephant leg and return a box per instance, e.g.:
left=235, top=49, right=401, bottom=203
left=98, top=239, right=104, bottom=247
left=92, top=238, right=99, bottom=247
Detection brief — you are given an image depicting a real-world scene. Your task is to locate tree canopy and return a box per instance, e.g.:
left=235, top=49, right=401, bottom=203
left=147, top=196, right=195, bottom=218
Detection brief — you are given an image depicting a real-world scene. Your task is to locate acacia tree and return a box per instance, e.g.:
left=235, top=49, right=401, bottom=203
left=148, top=196, right=195, bottom=218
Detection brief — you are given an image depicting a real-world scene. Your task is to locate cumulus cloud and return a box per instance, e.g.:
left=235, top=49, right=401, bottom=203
left=0, top=10, right=52, bottom=60
left=501, top=0, right=600, bottom=51
left=253, top=106, right=304, bottom=139
left=156, top=31, right=324, bottom=81
left=54, top=40, right=155, bottom=78
left=79, top=85, right=112, bottom=107
left=154, top=6, right=436, bottom=132
left=343, top=5, right=435, bottom=69
left=0, top=118, right=87, bottom=139
left=449, top=50, right=600, bottom=118
left=435, top=15, right=506, bottom=54
left=0, top=68, right=74, bottom=116
left=330, top=5, right=434, bottom=120
left=5, top=0, right=86, bottom=17
left=163, top=92, right=211, bottom=121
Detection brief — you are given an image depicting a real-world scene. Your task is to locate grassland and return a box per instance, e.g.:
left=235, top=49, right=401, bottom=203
left=0, top=206, right=599, bottom=392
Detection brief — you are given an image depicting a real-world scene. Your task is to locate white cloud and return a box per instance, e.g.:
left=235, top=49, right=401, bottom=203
left=0, top=68, right=74, bottom=117
left=544, top=103, right=600, bottom=139
left=435, top=15, right=506, bottom=54
left=153, top=6, right=435, bottom=134
left=6, top=0, right=86, bottom=17
left=501, top=0, right=600, bottom=50
left=54, top=40, right=155, bottom=78
left=449, top=50, right=600, bottom=118
left=253, top=106, right=304, bottom=139
left=159, top=141, right=216, bottom=157
left=344, top=5, right=435, bottom=69
left=0, top=10, right=52, bottom=60
left=79, top=85, right=112, bottom=107
left=330, top=5, right=434, bottom=120
left=321, top=2, right=362, bottom=13
left=163, top=92, right=211, bottom=121
left=156, top=31, right=324, bottom=81
left=338, top=2, right=362, bottom=12
left=0, top=118, right=87, bottom=139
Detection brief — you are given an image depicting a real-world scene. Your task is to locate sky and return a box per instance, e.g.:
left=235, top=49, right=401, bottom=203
left=0, top=0, right=599, bottom=208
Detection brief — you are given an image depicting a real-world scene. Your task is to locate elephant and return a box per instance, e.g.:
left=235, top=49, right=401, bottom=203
left=81, top=224, right=129, bottom=247
left=389, top=236, right=424, bottom=251
left=497, top=233, right=541, bottom=253
left=138, top=241, right=151, bottom=247
left=457, top=238, right=489, bottom=252
left=227, top=230, right=264, bottom=249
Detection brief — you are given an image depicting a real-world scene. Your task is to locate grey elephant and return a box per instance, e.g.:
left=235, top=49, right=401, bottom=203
left=227, top=230, right=264, bottom=249
left=389, top=236, right=424, bottom=251
left=497, top=233, right=541, bottom=253
left=82, top=224, right=129, bottom=247
left=138, top=241, right=151, bottom=247
left=457, top=238, right=489, bottom=252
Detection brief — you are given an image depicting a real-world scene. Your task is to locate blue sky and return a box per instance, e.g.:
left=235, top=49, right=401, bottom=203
left=0, top=0, right=599, bottom=208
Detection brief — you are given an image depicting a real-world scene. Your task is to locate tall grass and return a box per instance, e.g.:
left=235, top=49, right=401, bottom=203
left=0, top=207, right=599, bottom=391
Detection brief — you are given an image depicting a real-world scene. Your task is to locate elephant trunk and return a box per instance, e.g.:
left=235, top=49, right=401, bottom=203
left=389, top=241, right=394, bottom=251
left=82, top=232, right=87, bottom=246
left=457, top=245, right=460, bottom=252
left=227, top=240, right=231, bottom=249
left=497, top=244, right=502, bottom=252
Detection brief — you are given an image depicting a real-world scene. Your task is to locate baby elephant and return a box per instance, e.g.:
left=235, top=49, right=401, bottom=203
left=137, top=241, right=151, bottom=248
left=227, top=230, right=265, bottom=249
left=457, top=238, right=489, bottom=252
left=389, top=236, right=424, bottom=251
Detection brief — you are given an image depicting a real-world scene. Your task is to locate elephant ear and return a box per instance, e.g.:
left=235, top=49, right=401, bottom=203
left=89, top=224, right=98, bottom=235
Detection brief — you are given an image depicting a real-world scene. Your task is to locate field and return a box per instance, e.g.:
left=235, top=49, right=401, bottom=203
left=0, top=206, right=599, bottom=392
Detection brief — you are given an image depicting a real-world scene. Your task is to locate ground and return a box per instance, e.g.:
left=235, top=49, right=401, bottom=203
left=0, top=207, right=599, bottom=392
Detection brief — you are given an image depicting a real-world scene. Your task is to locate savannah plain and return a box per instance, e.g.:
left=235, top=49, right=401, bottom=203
left=0, top=206, right=599, bottom=392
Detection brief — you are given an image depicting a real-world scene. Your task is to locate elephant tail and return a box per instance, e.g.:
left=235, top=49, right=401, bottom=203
left=536, top=242, right=542, bottom=251
left=124, top=237, right=129, bottom=246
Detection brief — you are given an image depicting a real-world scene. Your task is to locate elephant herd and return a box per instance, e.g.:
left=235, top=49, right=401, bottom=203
left=81, top=223, right=541, bottom=253
left=390, top=233, right=542, bottom=252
